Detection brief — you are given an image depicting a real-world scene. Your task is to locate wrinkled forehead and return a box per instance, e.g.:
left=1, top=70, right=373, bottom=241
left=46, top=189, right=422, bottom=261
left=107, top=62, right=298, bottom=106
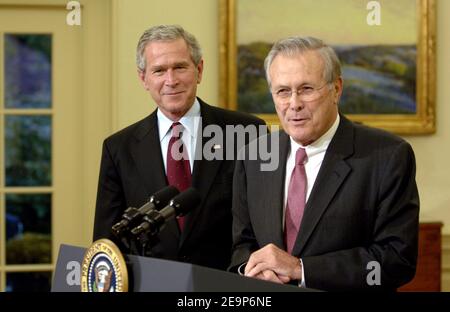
left=269, top=51, right=326, bottom=83
left=275, top=50, right=324, bottom=69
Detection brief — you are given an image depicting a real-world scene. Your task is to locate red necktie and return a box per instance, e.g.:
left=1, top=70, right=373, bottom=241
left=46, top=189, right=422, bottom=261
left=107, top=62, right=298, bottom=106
left=166, top=122, right=192, bottom=231
left=284, top=147, right=308, bottom=254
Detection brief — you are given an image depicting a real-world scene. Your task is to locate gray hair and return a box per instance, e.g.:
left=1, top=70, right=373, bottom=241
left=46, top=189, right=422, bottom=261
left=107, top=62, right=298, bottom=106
left=264, top=36, right=341, bottom=87
left=136, top=24, right=202, bottom=72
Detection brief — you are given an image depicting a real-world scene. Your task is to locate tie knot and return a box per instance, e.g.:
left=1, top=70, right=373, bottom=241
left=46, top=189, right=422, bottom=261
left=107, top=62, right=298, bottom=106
left=295, top=147, right=307, bottom=165
left=171, top=122, right=184, bottom=138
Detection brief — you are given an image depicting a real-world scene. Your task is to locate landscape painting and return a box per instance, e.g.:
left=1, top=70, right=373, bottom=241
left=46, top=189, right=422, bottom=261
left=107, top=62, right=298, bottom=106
left=220, top=0, right=436, bottom=134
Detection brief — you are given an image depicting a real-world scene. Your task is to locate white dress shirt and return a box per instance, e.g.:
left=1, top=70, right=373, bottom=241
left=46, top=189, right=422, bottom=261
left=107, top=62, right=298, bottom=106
left=283, top=114, right=340, bottom=287
left=157, top=99, right=201, bottom=173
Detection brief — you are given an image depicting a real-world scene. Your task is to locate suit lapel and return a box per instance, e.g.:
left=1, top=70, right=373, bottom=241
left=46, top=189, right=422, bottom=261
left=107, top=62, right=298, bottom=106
left=264, top=131, right=290, bottom=249
left=130, top=111, right=180, bottom=241
left=293, top=116, right=354, bottom=255
left=179, top=100, right=223, bottom=246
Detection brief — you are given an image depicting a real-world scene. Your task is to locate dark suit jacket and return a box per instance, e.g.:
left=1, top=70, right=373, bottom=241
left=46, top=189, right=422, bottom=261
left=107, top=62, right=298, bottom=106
left=93, top=98, right=265, bottom=270
left=230, top=115, right=419, bottom=290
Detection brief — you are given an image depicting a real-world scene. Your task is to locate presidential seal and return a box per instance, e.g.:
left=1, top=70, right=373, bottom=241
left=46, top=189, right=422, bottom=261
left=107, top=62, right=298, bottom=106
left=81, top=239, right=128, bottom=292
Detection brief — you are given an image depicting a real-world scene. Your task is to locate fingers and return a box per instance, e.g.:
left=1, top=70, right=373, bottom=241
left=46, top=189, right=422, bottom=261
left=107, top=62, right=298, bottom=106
left=277, top=274, right=291, bottom=284
left=254, top=270, right=285, bottom=284
left=246, top=262, right=267, bottom=277
left=244, top=243, right=302, bottom=282
left=244, top=243, right=277, bottom=275
left=247, top=265, right=291, bottom=284
left=245, top=259, right=290, bottom=284
left=244, top=252, right=260, bottom=275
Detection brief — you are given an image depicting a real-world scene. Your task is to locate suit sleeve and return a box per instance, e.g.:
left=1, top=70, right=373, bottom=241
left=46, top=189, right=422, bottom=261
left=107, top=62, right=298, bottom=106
left=228, top=117, right=268, bottom=272
left=92, top=139, right=127, bottom=241
left=228, top=146, right=259, bottom=272
left=229, top=153, right=259, bottom=272
left=302, top=141, right=419, bottom=290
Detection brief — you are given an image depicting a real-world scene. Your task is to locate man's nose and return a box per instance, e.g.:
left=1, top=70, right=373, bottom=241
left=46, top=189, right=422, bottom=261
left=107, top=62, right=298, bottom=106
left=165, top=69, right=179, bottom=85
left=289, top=92, right=304, bottom=111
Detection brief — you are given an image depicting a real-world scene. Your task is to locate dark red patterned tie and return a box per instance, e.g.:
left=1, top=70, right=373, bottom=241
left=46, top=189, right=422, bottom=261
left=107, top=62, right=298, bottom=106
left=166, top=122, right=192, bottom=231
left=284, top=147, right=308, bottom=254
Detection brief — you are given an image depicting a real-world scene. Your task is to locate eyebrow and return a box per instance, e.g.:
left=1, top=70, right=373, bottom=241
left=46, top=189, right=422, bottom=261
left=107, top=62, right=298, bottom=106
left=273, top=82, right=313, bottom=89
left=150, top=61, right=190, bottom=71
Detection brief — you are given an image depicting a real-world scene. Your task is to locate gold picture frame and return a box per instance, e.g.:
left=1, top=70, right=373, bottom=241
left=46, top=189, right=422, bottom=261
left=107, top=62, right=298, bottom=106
left=219, top=0, right=436, bottom=134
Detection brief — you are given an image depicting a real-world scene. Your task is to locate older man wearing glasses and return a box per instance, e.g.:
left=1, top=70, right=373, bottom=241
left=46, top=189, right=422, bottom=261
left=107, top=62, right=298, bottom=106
left=230, top=36, right=419, bottom=291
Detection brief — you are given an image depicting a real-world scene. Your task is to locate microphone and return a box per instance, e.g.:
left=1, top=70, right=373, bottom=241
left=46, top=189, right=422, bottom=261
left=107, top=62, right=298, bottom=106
left=131, top=187, right=201, bottom=237
left=111, top=185, right=179, bottom=237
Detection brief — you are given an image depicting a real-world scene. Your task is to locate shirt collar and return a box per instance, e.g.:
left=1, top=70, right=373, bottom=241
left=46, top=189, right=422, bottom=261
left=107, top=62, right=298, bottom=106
left=289, top=114, right=340, bottom=158
left=157, top=98, right=201, bottom=141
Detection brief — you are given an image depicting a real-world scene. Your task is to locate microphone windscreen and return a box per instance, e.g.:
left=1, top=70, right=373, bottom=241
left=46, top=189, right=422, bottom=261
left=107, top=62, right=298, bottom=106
left=151, top=186, right=180, bottom=209
left=170, top=188, right=201, bottom=216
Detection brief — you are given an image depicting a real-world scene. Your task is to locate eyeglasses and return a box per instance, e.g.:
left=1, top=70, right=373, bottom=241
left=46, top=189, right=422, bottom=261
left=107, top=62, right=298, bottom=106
left=272, top=83, right=330, bottom=102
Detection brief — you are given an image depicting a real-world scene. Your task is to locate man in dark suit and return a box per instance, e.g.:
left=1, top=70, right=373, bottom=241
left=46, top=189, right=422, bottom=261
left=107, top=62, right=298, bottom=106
left=230, top=36, right=419, bottom=290
left=93, top=25, right=265, bottom=270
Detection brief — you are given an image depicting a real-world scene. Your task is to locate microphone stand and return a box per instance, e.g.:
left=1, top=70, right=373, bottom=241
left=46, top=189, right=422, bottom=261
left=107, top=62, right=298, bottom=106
left=114, top=232, right=141, bottom=256
left=113, top=209, right=162, bottom=257
left=137, top=232, right=160, bottom=257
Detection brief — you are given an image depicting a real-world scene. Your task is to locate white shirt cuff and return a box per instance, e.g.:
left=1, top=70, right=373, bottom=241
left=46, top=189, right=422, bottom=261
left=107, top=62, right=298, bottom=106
left=299, top=258, right=306, bottom=287
left=237, top=262, right=247, bottom=276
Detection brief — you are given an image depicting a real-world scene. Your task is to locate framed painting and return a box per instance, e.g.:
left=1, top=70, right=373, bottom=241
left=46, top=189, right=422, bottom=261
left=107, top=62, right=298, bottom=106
left=219, top=0, right=436, bottom=134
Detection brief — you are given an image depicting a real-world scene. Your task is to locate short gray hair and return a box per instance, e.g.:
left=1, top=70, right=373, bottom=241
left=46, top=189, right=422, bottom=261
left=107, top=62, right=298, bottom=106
left=136, top=24, right=202, bottom=72
left=264, top=36, right=341, bottom=87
